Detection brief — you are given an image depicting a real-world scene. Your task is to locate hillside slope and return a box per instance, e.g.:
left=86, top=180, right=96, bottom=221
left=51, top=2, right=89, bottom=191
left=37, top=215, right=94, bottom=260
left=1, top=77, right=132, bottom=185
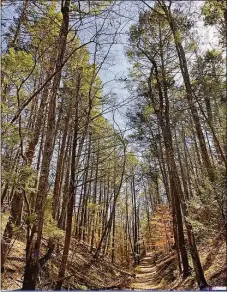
left=1, top=238, right=133, bottom=291
left=2, top=235, right=226, bottom=291
left=130, top=240, right=226, bottom=290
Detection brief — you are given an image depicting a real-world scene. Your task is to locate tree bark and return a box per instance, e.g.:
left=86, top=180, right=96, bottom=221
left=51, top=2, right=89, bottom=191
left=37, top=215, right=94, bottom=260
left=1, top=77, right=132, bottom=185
left=1, top=217, right=13, bottom=272
left=22, top=1, right=71, bottom=289
left=146, top=54, right=191, bottom=276
left=58, top=136, right=72, bottom=230
left=94, top=145, right=127, bottom=259
left=54, top=65, right=82, bottom=291
left=174, top=128, right=208, bottom=287
left=160, top=1, right=215, bottom=182
left=11, top=190, right=24, bottom=226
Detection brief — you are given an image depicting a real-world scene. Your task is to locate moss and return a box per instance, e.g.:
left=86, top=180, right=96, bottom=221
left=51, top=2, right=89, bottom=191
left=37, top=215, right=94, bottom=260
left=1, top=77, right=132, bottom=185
left=205, top=265, right=216, bottom=275
left=1, top=212, right=10, bottom=231
left=160, top=278, right=167, bottom=286
left=78, top=284, right=88, bottom=290
left=134, top=265, right=141, bottom=273
left=43, top=195, right=65, bottom=240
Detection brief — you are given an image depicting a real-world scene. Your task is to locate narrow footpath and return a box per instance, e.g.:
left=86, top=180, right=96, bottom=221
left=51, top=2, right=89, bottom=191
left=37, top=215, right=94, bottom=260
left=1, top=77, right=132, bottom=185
left=130, top=252, right=161, bottom=290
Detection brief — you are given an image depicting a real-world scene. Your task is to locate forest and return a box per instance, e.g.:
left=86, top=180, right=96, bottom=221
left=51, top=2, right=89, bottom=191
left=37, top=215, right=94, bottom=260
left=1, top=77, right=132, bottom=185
left=1, top=0, right=227, bottom=291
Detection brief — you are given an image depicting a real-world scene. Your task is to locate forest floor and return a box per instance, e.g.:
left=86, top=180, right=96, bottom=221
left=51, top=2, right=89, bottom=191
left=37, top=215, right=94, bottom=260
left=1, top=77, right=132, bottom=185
left=1, top=237, right=133, bottom=291
left=1, top=226, right=226, bottom=290
left=130, top=240, right=226, bottom=291
left=130, top=252, right=161, bottom=290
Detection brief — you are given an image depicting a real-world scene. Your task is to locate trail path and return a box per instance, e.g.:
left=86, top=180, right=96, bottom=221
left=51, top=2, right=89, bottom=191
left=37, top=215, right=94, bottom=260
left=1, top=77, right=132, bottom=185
left=130, top=252, right=161, bottom=290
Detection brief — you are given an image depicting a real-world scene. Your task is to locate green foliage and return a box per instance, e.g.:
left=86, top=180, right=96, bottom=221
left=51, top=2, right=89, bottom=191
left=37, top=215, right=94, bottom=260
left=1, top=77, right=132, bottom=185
left=143, top=105, right=153, bottom=119
left=87, top=202, right=101, bottom=211
left=202, top=0, right=225, bottom=25
left=2, top=48, right=36, bottom=86
left=26, top=213, right=38, bottom=225
left=1, top=0, right=226, bottom=280
left=43, top=195, right=64, bottom=239
left=187, top=191, right=220, bottom=239
left=188, top=41, right=198, bottom=51
left=204, top=48, right=222, bottom=61
left=127, top=152, right=139, bottom=165
left=174, top=31, right=182, bottom=43
left=73, top=0, right=112, bottom=16
left=185, top=216, right=207, bottom=233
left=2, top=123, right=20, bottom=149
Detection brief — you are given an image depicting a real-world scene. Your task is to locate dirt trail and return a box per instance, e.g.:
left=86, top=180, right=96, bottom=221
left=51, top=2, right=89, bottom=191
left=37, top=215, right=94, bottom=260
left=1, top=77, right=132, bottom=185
left=130, top=252, right=161, bottom=290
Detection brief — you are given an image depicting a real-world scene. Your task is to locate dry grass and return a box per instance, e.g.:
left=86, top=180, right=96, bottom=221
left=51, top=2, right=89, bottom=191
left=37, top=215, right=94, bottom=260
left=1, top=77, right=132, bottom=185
left=1, top=237, right=133, bottom=290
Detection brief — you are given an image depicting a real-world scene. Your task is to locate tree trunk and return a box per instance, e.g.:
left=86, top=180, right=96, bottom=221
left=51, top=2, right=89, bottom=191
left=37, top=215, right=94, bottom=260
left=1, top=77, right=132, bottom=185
left=1, top=217, right=13, bottom=272
left=54, top=63, right=81, bottom=291
left=1, top=183, right=9, bottom=205
left=131, top=174, right=139, bottom=266
left=58, top=136, right=72, bottom=230
left=90, top=143, right=100, bottom=249
left=94, top=145, right=127, bottom=259
left=11, top=190, right=24, bottom=226
left=52, top=125, right=70, bottom=221
left=174, top=128, right=208, bottom=287
left=146, top=54, right=191, bottom=277
left=160, top=2, right=214, bottom=182
left=10, top=0, right=28, bottom=49
left=22, top=1, right=71, bottom=289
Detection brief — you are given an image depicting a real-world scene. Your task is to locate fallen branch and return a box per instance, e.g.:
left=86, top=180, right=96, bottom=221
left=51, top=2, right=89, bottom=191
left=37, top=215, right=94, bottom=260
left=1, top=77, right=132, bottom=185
left=111, top=264, right=134, bottom=277
left=7, top=256, right=26, bottom=262
left=210, top=265, right=227, bottom=279
left=40, top=274, right=74, bottom=287
left=156, top=254, right=177, bottom=268
left=156, top=251, right=175, bottom=265
left=103, top=275, right=131, bottom=289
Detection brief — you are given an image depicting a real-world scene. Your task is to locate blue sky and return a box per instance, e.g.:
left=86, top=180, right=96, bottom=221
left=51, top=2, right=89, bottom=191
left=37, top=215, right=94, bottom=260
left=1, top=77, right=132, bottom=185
left=82, top=1, right=141, bottom=132
left=1, top=0, right=220, bottom=136
left=94, top=1, right=219, bottom=134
